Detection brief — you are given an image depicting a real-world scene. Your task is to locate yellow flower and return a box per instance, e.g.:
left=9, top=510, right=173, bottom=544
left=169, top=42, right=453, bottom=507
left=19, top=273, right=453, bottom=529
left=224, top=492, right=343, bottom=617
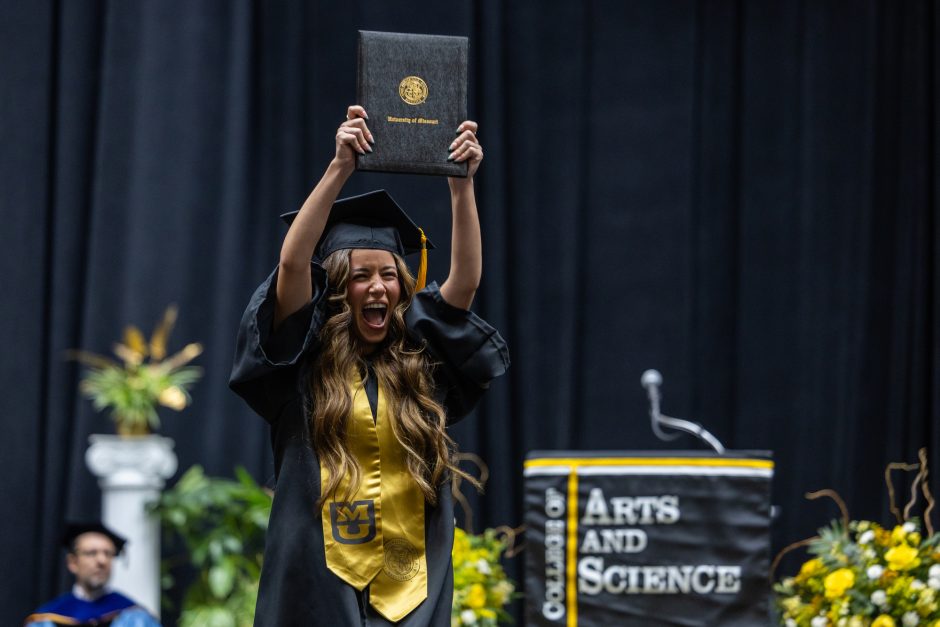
left=885, top=544, right=920, bottom=571
left=490, top=580, right=513, bottom=606
left=909, top=532, right=922, bottom=546
left=872, top=615, right=896, bottom=627
left=158, top=385, right=188, bottom=410
left=799, top=558, right=825, bottom=579
left=123, top=325, right=149, bottom=359
left=781, top=596, right=803, bottom=614
left=466, top=583, right=486, bottom=609
left=148, top=305, right=177, bottom=360
left=453, top=528, right=471, bottom=555
left=824, top=568, right=855, bottom=599
left=479, top=609, right=496, bottom=619
left=891, top=525, right=908, bottom=544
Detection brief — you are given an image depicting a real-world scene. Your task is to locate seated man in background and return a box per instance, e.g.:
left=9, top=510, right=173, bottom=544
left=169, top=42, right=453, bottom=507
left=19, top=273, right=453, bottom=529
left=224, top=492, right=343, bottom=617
left=24, top=522, right=160, bottom=626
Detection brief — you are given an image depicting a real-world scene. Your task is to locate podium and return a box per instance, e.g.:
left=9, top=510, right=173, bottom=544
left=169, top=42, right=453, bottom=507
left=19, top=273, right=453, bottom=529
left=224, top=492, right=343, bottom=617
left=523, top=450, right=773, bottom=627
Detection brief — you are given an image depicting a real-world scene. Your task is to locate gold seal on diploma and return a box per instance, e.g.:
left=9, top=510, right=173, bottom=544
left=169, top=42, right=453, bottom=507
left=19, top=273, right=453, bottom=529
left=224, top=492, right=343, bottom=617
left=398, top=76, right=428, bottom=105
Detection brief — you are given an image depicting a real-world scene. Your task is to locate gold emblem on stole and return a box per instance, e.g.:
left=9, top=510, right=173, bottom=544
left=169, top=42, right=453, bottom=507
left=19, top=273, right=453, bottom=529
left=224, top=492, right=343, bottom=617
left=330, top=500, right=377, bottom=544
left=383, top=538, right=421, bottom=581
left=399, top=76, right=428, bottom=105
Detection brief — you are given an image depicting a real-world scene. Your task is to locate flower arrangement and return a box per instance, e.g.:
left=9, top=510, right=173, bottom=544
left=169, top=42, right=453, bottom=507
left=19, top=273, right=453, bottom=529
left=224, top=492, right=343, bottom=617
left=776, top=519, right=940, bottom=626
left=69, top=305, right=203, bottom=435
left=451, top=527, right=517, bottom=626
left=775, top=450, right=939, bottom=627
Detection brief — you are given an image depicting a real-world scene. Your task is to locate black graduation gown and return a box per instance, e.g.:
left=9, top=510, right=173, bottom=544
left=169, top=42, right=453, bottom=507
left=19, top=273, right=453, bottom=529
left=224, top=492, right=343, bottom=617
left=229, top=264, right=509, bottom=627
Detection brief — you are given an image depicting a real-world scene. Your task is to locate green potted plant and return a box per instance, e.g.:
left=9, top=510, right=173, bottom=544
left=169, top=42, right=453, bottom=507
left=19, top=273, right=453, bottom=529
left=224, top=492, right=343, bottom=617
left=69, top=305, right=203, bottom=435
left=154, top=465, right=272, bottom=627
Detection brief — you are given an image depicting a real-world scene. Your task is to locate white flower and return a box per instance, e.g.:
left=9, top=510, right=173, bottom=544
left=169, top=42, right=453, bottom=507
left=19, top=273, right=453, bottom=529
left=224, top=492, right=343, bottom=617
left=494, top=580, right=514, bottom=596
left=930, top=564, right=940, bottom=579
left=460, top=609, right=477, bottom=625
left=902, top=611, right=919, bottom=627
left=928, top=577, right=940, bottom=590
left=911, top=579, right=925, bottom=591
left=475, top=558, right=491, bottom=575
left=868, top=565, right=885, bottom=579
left=786, top=620, right=798, bottom=627
left=902, top=521, right=917, bottom=533
left=871, top=590, right=887, bottom=606
left=812, top=616, right=829, bottom=627
left=859, top=530, right=875, bottom=544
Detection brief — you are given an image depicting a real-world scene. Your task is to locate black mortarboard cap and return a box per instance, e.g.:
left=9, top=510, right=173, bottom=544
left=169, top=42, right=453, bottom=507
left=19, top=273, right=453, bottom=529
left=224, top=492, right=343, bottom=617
left=280, top=189, right=434, bottom=258
left=62, top=522, right=127, bottom=554
left=280, top=189, right=434, bottom=288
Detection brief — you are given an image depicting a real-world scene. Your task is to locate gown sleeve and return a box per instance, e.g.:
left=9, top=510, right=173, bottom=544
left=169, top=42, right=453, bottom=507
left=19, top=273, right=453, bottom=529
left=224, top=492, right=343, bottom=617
left=405, top=282, right=510, bottom=422
left=229, top=263, right=328, bottom=422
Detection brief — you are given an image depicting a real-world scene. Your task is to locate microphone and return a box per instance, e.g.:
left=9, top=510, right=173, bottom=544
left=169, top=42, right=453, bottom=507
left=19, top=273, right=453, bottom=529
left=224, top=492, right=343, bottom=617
left=641, top=369, right=662, bottom=401
left=641, top=369, right=677, bottom=442
left=640, top=369, right=726, bottom=454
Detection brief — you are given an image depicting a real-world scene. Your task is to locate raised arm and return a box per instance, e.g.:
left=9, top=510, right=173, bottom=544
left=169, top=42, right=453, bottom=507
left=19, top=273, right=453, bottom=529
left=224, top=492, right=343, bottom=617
left=439, top=121, right=484, bottom=310
left=275, top=106, right=374, bottom=326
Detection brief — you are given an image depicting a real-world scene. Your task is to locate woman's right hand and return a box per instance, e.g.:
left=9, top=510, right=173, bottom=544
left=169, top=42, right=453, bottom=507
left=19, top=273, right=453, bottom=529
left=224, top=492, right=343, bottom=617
left=334, top=105, right=374, bottom=169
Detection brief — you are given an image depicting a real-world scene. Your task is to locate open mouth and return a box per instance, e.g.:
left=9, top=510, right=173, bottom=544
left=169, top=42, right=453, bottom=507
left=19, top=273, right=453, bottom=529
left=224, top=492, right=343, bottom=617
left=362, top=302, right=388, bottom=328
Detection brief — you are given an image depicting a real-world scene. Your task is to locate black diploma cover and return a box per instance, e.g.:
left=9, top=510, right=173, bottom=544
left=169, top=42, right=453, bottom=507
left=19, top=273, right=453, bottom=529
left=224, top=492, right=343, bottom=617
left=356, top=31, right=469, bottom=177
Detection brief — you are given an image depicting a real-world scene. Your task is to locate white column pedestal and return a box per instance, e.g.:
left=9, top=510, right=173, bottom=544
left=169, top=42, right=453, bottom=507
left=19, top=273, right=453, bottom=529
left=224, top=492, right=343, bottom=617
left=86, top=434, right=177, bottom=618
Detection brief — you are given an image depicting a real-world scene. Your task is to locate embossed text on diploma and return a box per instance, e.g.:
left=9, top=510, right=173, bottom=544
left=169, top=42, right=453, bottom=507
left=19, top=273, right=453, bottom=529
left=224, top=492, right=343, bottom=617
left=386, top=116, right=440, bottom=125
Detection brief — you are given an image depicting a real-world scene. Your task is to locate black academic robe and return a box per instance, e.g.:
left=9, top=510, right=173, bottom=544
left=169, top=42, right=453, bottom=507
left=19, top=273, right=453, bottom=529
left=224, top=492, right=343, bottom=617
left=229, top=265, right=509, bottom=627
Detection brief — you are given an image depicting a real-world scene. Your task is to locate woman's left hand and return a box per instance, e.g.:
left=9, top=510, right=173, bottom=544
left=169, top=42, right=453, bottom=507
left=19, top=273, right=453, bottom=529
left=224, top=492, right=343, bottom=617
left=448, top=121, right=483, bottom=180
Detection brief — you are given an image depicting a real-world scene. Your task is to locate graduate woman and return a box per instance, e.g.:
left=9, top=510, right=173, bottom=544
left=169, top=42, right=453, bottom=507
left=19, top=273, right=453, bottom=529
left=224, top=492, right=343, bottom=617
left=229, top=105, right=509, bottom=626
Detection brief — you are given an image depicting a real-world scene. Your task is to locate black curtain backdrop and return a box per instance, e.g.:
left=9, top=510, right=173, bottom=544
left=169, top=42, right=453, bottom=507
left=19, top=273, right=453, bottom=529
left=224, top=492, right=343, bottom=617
left=1, top=1, right=937, bottom=624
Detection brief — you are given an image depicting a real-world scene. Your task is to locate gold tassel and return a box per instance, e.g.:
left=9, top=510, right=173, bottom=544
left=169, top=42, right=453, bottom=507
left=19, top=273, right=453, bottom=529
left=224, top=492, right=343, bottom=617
left=416, top=228, right=428, bottom=291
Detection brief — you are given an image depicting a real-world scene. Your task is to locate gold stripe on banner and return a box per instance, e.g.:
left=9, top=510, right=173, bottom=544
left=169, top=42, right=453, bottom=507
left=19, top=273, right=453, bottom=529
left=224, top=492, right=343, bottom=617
left=525, top=457, right=773, bottom=470
left=566, top=468, right=579, bottom=627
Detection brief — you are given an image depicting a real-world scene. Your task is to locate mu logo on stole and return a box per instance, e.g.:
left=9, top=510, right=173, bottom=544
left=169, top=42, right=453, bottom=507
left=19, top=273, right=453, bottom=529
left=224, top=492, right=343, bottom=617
left=330, top=500, right=377, bottom=544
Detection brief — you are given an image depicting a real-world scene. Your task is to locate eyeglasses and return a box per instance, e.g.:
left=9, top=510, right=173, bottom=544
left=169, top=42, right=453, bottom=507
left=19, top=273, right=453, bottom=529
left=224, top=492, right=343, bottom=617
left=74, top=548, right=117, bottom=559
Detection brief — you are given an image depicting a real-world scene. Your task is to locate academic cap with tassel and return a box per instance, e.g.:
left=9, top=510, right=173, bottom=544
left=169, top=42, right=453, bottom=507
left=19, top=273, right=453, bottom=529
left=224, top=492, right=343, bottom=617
left=280, top=190, right=433, bottom=290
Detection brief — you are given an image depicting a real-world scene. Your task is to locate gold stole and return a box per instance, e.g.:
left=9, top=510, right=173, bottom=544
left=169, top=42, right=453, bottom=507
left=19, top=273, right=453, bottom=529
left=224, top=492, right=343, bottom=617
left=320, top=371, right=428, bottom=622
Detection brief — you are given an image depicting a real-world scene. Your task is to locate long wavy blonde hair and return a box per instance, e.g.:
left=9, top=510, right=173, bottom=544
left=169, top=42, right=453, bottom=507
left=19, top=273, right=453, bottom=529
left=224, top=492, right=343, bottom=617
left=308, top=248, right=479, bottom=508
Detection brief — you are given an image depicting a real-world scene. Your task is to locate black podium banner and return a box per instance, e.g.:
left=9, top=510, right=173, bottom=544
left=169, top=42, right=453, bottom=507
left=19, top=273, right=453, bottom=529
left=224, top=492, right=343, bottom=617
left=524, top=451, right=773, bottom=627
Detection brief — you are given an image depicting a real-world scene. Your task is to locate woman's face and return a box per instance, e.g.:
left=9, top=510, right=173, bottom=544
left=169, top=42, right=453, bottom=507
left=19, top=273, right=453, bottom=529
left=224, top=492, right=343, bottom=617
left=347, top=248, right=401, bottom=350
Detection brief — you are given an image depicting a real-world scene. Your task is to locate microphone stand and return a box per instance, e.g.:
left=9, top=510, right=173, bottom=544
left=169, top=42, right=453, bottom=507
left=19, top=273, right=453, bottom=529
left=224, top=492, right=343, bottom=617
left=641, top=369, right=726, bottom=454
